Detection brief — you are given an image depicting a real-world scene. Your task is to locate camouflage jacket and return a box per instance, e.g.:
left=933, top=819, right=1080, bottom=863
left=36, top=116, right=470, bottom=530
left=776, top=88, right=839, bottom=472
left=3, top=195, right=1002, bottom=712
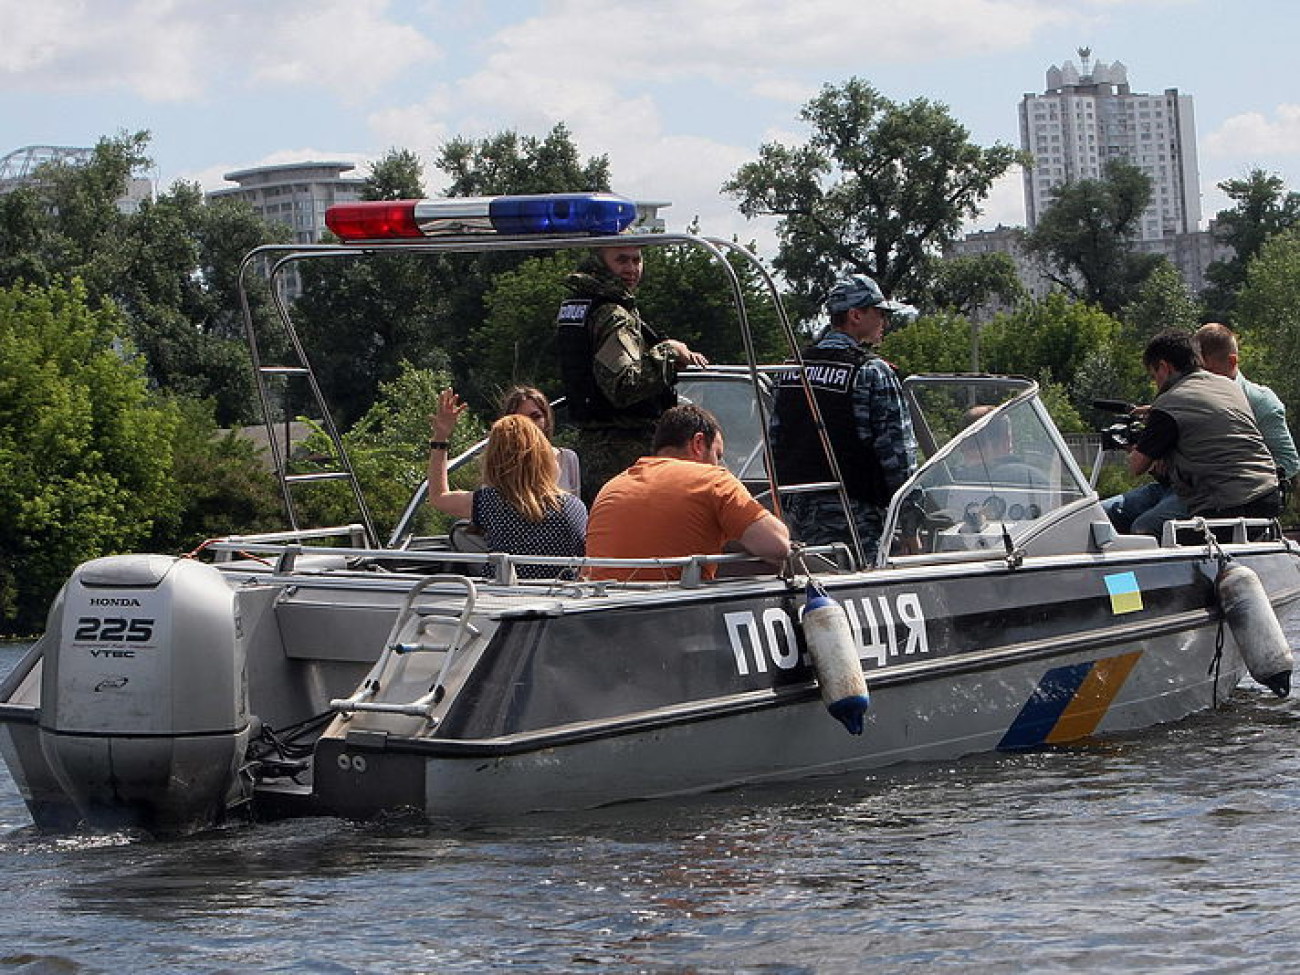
left=563, top=266, right=677, bottom=418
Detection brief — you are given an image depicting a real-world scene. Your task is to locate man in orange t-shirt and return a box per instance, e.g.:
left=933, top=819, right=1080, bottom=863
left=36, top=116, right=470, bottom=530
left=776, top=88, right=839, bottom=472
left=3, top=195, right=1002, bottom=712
left=585, top=404, right=791, bottom=581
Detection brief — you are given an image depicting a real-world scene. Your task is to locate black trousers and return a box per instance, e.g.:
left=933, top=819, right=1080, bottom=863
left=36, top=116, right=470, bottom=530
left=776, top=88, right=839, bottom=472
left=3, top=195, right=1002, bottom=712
left=1202, top=486, right=1284, bottom=520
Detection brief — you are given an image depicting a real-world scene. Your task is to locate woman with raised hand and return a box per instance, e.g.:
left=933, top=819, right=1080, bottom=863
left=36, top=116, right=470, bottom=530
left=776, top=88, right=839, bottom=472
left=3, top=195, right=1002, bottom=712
left=500, top=385, right=581, bottom=495
left=427, top=389, right=586, bottom=578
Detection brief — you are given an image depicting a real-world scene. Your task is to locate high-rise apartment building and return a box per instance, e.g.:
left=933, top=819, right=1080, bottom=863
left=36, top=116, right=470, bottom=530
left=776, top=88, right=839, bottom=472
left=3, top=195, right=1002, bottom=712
left=1019, top=49, right=1201, bottom=241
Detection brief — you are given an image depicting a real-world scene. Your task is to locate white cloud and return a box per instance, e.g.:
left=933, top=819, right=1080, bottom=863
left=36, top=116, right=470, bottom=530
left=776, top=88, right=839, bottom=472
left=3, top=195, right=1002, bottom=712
left=750, top=79, right=818, bottom=107
left=367, top=0, right=1079, bottom=251
left=1206, top=105, right=1300, bottom=158
left=0, top=0, right=435, bottom=101
left=369, top=96, right=454, bottom=166
left=486, top=0, right=1086, bottom=90
left=964, top=166, right=1027, bottom=232
left=242, top=0, right=439, bottom=99
left=0, top=1, right=209, bottom=100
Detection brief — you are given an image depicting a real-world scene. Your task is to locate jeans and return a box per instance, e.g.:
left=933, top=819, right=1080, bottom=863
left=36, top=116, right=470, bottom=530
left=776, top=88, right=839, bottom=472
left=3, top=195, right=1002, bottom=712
left=1101, top=481, right=1188, bottom=537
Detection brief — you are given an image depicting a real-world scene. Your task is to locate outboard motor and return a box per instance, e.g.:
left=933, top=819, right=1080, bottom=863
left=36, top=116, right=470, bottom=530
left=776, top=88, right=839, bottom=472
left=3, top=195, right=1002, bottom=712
left=37, top=554, right=251, bottom=834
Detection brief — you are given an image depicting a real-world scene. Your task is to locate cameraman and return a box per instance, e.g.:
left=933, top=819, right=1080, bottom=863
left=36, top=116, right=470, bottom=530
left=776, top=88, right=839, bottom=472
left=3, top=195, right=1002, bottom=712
left=1102, top=329, right=1280, bottom=537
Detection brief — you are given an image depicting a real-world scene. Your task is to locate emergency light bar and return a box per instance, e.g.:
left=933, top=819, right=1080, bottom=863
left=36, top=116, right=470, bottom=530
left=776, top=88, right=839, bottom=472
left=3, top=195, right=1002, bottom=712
left=325, top=193, right=639, bottom=241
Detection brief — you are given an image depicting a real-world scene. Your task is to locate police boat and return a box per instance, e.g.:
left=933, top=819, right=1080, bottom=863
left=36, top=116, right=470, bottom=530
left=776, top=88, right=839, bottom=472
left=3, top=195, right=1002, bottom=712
left=2, top=193, right=1298, bottom=835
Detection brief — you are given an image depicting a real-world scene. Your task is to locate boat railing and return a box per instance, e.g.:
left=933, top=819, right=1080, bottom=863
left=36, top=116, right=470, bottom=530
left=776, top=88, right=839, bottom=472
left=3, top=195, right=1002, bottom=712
left=1160, top=516, right=1283, bottom=548
left=198, top=534, right=855, bottom=588
left=207, top=523, right=371, bottom=555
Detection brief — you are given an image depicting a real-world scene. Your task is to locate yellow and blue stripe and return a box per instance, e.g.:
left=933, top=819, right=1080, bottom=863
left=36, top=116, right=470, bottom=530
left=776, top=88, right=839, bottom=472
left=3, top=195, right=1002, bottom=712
left=998, top=651, right=1142, bottom=750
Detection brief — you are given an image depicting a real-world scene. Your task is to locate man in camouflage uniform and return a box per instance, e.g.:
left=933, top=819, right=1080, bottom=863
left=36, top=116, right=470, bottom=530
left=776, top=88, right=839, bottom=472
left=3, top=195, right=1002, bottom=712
left=556, top=245, right=708, bottom=502
left=769, top=273, right=918, bottom=563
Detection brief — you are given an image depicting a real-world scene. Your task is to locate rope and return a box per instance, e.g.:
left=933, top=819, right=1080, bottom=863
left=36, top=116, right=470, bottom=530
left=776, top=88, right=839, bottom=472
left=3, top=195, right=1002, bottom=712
left=1207, top=609, right=1227, bottom=709
left=1198, top=517, right=1231, bottom=709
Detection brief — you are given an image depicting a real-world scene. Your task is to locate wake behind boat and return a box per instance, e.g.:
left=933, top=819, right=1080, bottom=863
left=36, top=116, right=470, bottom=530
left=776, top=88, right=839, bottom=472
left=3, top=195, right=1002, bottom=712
left=2, top=194, right=1298, bottom=834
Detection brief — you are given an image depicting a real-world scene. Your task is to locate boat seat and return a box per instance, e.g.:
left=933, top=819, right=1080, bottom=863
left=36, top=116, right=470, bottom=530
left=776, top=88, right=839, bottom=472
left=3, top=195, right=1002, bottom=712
left=449, top=519, right=489, bottom=552
left=1090, top=520, right=1158, bottom=552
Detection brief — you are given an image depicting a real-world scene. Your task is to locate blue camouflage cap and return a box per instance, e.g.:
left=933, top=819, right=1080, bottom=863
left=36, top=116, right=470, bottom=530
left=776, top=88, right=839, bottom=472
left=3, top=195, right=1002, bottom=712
left=825, top=273, right=916, bottom=318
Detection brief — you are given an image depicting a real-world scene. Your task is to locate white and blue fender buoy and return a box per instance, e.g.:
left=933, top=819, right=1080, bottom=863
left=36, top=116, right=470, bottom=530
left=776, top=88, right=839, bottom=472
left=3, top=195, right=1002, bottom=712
left=802, top=581, right=870, bottom=734
left=1216, top=561, right=1294, bottom=698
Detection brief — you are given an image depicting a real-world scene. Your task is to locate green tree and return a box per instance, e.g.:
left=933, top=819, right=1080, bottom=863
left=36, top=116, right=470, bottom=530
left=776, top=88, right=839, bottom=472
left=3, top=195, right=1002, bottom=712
left=295, top=127, right=614, bottom=424
left=1023, top=161, right=1163, bottom=315
left=0, top=280, right=180, bottom=635
left=363, top=148, right=426, bottom=201
left=723, top=78, right=1025, bottom=318
left=433, top=124, right=612, bottom=408
left=437, top=123, right=610, bottom=196
left=466, top=253, right=573, bottom=398
left=116, top=183, right=286, bottom=424
left=294, top=250, right=445, bottom=427
left=465, top=232, right=791, bottom=410
left=980, top=293, right=1140, bottom=419
left=0, top=132, right=149, bottom=297
left=1118, top=261, right=1203, bottom=340
left=293, top=361, right=482, bottom=538
left=146, top=396, right=284, bottom=551
left=636, top=231, right=788, bottom=367
left=0, top=132, right=287, bottom=425
left=878, top=311, right=974, bottom=376
left=1203, top=169, right=1300, bottom=320
left=1235, top=227, right=1300, bottom=425
left=930, top=252, right=1025, bottom=318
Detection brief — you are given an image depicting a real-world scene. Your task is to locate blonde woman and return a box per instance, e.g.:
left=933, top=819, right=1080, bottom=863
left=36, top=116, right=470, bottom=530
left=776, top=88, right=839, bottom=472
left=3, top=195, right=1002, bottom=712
left=428, top=389, right=586, bottom=578
left=500, top=385, right=581, bottom=494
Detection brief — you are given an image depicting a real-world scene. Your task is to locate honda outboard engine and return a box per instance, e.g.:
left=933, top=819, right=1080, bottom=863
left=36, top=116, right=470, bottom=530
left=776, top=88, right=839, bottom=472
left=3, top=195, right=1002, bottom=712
left=37, top=554, right=251, bottom=834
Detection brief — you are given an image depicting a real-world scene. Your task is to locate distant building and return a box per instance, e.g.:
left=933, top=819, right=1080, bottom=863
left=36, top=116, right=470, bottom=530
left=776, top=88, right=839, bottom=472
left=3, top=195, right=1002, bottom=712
left=944, top=225, right=1073, bottom=332
left=208, top=161, right=365, bottom=245
left=0, top=144, right=153, bottom=212
left=947, top=225, right=1052, bottom=310
left=1133, top=223, right=1232, bottom=295
left=208, top=161, right=366, bottom=298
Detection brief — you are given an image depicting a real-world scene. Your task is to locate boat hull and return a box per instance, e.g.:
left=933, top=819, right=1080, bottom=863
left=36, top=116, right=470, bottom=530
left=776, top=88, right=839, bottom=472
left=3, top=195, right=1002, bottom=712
left=308, top=548, right=1294, bottom=822
left=3, top=541, right=1297, bottom=830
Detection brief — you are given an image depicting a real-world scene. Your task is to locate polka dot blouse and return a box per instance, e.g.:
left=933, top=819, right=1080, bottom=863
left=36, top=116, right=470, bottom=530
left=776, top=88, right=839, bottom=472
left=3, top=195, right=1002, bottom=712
left=471, top=487, right=587, bottom=579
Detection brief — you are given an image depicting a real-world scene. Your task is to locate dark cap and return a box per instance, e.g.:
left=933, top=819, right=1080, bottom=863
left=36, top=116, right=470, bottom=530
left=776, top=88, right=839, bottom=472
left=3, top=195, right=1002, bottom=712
left=826, top=273, right=916, bottom=318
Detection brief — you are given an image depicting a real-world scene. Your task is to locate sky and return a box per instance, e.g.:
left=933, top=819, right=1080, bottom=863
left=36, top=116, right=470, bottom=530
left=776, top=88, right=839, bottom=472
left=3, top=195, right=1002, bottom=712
left=2, top=0, right=1297, bottom=254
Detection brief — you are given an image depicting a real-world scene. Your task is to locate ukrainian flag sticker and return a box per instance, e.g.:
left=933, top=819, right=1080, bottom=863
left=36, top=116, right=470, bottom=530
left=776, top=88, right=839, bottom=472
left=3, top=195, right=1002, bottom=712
left=1104, top=571, right=1144, bottom=614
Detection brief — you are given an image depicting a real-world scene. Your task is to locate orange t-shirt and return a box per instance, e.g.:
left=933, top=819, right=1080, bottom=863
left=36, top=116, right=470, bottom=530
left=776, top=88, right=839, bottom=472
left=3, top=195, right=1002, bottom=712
left=585, top=456, right=770, bottom=581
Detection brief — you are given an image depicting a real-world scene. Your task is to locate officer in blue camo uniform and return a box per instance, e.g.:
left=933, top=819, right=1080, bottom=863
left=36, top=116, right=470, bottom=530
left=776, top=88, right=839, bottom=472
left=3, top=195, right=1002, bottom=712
left=770, top=273, right=918, bottom=563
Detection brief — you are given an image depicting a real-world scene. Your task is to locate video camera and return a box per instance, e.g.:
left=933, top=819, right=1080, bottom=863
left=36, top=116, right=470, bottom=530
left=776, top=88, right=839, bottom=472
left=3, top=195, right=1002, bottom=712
left=1093, top=398, right=1143, bottom=450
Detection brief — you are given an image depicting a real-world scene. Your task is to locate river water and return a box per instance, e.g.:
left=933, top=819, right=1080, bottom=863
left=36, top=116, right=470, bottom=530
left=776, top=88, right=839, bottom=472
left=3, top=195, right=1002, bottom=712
left=4, top=627, right=1300, bottom=974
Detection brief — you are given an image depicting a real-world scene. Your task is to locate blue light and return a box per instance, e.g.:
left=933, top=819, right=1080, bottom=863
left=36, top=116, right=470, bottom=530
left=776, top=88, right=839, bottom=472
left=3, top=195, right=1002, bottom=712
left=487, top=194, right=638, bottom=235
left=328, top=193, right=643, bottom=241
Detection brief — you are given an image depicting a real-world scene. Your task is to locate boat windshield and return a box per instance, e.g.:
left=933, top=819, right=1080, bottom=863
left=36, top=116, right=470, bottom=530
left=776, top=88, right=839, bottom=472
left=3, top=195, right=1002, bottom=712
left=881, top=377, right=1091, bottom=559
left=677, top=369, right=773, bottom=485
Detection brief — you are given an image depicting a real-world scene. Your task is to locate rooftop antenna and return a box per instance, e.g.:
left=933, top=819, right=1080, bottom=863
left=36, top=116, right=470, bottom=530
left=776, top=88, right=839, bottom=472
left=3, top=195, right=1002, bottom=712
left=1078, top=46, right=1093, bottom=77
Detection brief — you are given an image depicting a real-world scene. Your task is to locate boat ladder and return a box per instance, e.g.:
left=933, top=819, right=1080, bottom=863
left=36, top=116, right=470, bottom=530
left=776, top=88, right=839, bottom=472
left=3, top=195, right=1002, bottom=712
left=242, top=271, right=379, bottom=546
left=330, top=575, right=479, bottom=724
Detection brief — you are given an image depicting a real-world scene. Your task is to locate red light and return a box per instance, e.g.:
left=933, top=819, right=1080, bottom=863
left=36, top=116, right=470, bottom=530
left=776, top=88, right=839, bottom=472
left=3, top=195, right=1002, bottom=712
left=325, top=201, right=422, bottom=240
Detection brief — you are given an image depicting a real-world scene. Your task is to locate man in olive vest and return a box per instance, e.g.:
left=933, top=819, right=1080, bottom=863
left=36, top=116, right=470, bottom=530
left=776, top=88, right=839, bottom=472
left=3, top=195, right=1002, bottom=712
left=1104, top=328, right=1280, bottom=536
